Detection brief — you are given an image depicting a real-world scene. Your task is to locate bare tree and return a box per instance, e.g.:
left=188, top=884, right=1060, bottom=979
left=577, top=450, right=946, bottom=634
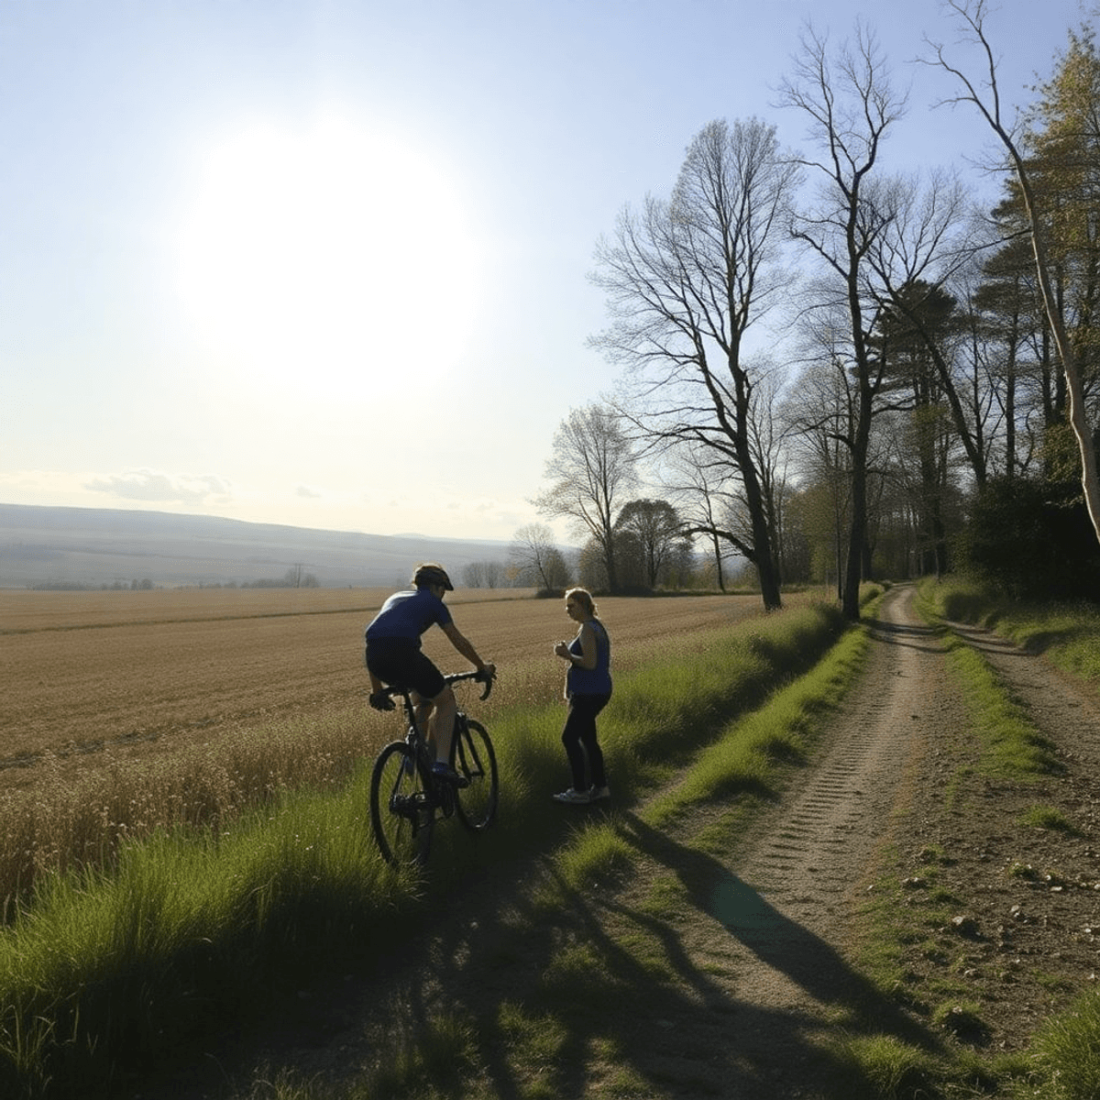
left=783, top=328, right=857, bottom=598
left=778, top=20, right=907, bottom=619
left=663, top=443, right=739, bottom=591
left=533, top=404, right=638, bottom=593
left=590, top=118, right=799, bottom=610
left=924, top=0, right=1100, bottom=545
left=509, top=523, right=570, bottom=591
left=462, top=561, right=506, bottom=589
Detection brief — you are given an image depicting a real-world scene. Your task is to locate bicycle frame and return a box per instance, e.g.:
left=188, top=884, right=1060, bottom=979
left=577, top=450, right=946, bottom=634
left=385, top=669, right=493, bottom=771
left=369, top=670, right=497, bottom=866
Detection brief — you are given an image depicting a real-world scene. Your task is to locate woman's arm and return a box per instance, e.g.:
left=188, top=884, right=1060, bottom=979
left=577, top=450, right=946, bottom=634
left=574, top=622, right=598, bottom=670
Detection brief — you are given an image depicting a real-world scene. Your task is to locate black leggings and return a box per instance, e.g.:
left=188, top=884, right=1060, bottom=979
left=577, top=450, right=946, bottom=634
left=561, top=693, right=610, bottom=791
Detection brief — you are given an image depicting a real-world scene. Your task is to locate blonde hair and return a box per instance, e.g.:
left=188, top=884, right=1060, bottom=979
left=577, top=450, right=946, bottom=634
left=565, top=587, right=597, bottom=617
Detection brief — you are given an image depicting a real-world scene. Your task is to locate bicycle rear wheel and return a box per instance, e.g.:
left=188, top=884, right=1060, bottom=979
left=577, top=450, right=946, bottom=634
left=370, top=741, right=434, bottom=865
left=452, top=717, right=498, bottom=831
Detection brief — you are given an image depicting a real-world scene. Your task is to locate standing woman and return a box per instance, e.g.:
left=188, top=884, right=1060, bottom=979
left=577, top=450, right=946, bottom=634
left=552, top=587, right=612, bottom=804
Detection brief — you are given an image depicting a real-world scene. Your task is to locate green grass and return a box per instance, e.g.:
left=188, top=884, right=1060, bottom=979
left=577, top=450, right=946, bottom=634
left=1029, top=989, right=1100, bottom=1100
left=932, top=577, right=1100, bottom=688
left=912, top=578, right=1064, bottom=783
left=1019, top=804, right=1082, bottom=835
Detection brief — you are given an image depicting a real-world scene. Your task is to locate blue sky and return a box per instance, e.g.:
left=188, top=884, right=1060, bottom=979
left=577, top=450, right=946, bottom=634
left=0, top=0, right=1088, bottom=542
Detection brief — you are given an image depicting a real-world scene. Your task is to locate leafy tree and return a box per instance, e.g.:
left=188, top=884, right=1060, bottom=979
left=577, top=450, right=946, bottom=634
left=927, top=1, right=1100, bottom=547
left=958, top=474, right=1100, bottom=600
left=613, top=499, right=689, bottom=589
left=874, top=281, right=964, bottom=574
left=971, top=218, right=1046, bottom=478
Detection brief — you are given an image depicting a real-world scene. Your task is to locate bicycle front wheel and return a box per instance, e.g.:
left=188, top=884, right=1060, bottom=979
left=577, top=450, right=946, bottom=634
left=452, top=717, right=498, bottom=831
left=370, top=741, right=434, bottom=866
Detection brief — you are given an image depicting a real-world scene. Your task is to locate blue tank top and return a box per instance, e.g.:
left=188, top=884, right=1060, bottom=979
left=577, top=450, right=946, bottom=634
left=365, top=586, right=453, bottom=646
left=567, top=619, right=612, bottom=696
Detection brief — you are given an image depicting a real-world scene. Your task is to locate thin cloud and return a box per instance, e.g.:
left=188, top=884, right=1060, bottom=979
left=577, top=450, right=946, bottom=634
left=84, top=470, right=232, bottom=505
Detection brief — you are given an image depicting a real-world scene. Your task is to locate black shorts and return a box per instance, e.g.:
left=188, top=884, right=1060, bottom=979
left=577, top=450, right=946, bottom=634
left=366, top=638, right=446, bottom=699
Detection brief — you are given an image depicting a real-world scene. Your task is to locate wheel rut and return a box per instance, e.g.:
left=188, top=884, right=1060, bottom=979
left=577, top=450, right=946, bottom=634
left=685, top=584, right=957, bottom=1085
left=739, top=585, right=946, bottom=915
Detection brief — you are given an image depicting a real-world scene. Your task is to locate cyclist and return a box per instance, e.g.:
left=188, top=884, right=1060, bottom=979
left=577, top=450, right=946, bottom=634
left=366, top=563, right=495, bottom=785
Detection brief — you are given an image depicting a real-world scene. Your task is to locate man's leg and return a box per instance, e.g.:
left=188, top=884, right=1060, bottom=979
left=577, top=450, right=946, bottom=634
left=427, top=685, right=457, bottom=765
left=411, top=693, right=433, bottom=739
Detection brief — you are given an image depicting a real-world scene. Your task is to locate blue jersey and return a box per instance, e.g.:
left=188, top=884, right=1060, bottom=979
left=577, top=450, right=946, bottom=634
left=567, top=619, right=612, bottom=697
left=365, top=586, right=453, bottom=646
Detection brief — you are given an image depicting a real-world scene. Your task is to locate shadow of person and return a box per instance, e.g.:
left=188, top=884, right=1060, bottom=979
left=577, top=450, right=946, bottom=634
left=620, top=812, right=935, bottom=1047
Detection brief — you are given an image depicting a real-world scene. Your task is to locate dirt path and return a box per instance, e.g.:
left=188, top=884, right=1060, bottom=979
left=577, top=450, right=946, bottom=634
left=583, top=582, right=961, bottom=1099
left=692, top=583, right=1100, bottom=1098
left=681, top=584, right=953, bottom=1093
left=145, top=584, right=1100, bottom=1099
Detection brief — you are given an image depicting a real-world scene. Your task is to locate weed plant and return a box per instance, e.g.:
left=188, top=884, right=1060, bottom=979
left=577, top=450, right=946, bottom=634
left=1030, top=989, right=1100, bottom=1100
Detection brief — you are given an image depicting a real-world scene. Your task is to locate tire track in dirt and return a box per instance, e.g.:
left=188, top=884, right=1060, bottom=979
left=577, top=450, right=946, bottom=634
left=682, top=584, right=965, bottom=1098
left=732, top=585, right=948, bottom=959
left=948, top=615, right=1100, bottom=777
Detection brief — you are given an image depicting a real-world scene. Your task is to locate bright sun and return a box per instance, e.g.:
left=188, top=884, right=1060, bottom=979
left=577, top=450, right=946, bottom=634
left=177, top=116, right=482, bottom=395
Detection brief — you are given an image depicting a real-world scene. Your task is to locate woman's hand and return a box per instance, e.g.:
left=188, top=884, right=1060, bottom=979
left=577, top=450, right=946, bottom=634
left=554, top=641, right=571, bottom=660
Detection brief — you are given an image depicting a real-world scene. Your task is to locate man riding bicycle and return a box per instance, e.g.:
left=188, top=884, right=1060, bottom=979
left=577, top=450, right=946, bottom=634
left=365, top=563, right=495, bottom=785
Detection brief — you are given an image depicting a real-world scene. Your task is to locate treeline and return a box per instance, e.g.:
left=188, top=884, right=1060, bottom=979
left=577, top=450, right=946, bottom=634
left=28, top=568, right=322, bottom=592
left=466, top=505, right=747, bottom=595
left=32, top=579, right=158, bottom=591
left=527, top=11, right=1100, bottom=614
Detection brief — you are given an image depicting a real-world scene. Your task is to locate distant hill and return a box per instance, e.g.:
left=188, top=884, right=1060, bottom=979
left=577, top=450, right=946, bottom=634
left=0, top=504, right=515, bottom=589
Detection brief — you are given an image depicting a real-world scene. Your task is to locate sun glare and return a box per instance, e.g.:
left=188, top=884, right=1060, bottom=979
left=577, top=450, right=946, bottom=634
left=177, top=117, right=481, bottom=393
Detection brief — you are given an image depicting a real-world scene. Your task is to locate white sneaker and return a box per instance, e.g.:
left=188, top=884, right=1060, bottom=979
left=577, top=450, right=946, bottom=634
left=552, top=788, right=591, bottom=804
left=589, top=786, right=611, bottom=801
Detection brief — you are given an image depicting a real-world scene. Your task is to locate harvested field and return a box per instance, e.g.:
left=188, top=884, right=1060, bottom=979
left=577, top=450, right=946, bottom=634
left=1, top=587, right=784, bottom=792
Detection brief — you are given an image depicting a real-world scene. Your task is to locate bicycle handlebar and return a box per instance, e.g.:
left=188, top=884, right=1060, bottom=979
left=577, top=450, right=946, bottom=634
left=374, top=668, right=495, bottom=707
left=443, top=669, right=496, bottom=701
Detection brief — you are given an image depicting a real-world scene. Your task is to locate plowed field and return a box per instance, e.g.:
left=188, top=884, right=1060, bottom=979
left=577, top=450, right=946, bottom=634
left=1, top=587, right=778, bottom=791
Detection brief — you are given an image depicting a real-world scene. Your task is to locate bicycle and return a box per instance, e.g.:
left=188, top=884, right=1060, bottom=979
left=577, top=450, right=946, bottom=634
left=369, top=670, right=499, bottom=866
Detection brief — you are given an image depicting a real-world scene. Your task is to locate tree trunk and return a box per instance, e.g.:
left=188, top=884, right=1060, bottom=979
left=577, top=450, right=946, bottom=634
left=1018, top=176, right=1100, bottom=545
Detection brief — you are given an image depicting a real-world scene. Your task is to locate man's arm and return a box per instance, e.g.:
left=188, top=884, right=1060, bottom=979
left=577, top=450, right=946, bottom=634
left=441, top=622, right=493, bottom=675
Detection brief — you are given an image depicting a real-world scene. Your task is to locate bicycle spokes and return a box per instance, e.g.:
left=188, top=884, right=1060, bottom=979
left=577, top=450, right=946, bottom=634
left=453, top=718, right=498, bottom=832
left=370, top=703, right=498, bottom=866
left=370, top=742, right=434, bottom=865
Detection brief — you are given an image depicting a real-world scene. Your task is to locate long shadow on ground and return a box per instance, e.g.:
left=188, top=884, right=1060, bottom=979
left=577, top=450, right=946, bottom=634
left=290, top=807, right=952, bottom=1100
